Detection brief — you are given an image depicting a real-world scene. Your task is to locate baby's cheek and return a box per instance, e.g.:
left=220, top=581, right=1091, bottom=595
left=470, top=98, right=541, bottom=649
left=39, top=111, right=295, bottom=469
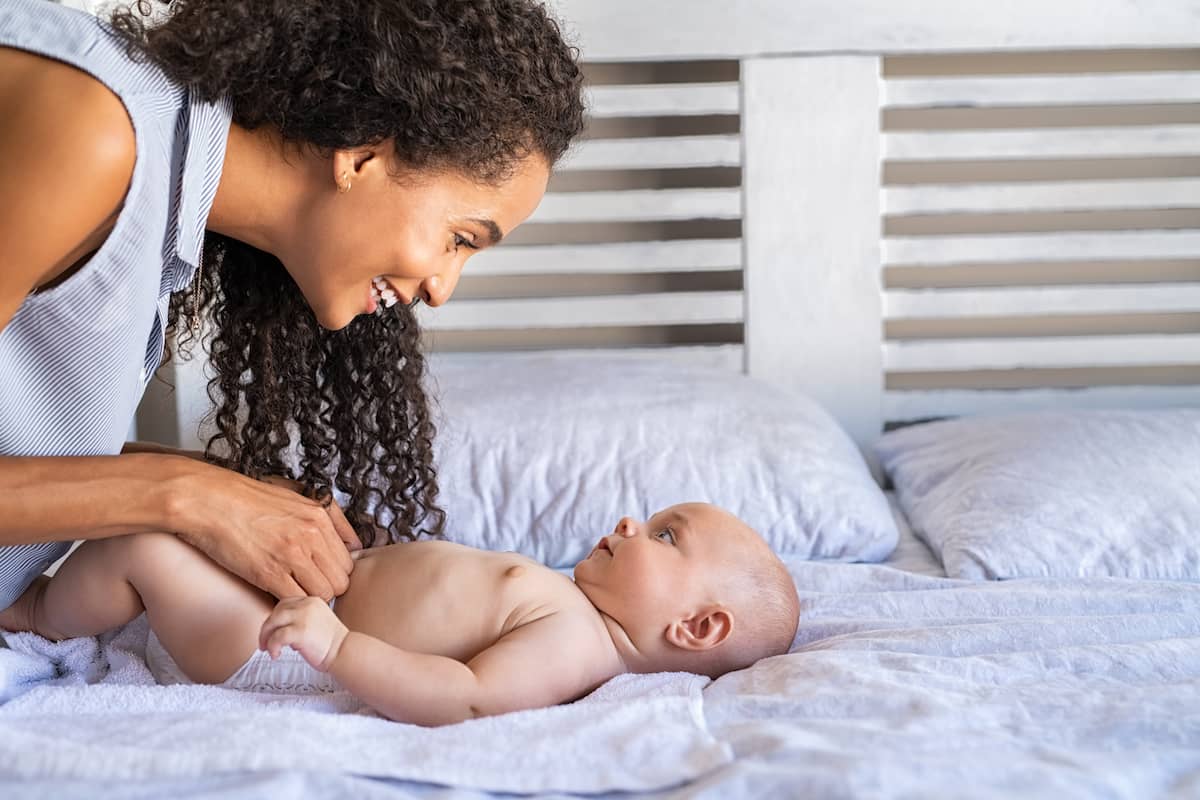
left=625, top=559, right=664, bottom=597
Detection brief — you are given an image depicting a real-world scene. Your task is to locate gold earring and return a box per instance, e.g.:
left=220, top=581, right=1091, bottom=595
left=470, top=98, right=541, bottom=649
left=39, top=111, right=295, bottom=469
left=337, top=172, right=352, bottom=193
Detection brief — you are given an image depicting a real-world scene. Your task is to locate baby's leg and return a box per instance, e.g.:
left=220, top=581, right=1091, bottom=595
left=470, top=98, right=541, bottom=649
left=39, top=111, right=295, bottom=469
left=0, top=540, right=142, bottom=640
left=6, top=533, right=275, bottom=683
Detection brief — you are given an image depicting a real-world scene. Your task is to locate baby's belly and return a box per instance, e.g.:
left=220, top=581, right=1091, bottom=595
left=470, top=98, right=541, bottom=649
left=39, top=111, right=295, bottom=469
left=331, top=543, right=519, bottom=662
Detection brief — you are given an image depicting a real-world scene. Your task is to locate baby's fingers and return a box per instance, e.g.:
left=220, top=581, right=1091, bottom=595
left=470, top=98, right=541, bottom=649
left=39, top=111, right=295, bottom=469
left=260, top=623, right=300, bottom=660
left=258, top=607, right=299, bottom=655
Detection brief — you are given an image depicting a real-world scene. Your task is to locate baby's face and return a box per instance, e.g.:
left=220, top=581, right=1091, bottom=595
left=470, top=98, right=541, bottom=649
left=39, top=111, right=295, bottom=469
left=573, top=502, right=751, bottom=630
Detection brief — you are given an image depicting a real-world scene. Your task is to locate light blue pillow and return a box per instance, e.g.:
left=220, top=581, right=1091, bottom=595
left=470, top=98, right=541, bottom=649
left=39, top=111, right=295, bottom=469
left=876, top=409, right=1200, bottom=580
left=427, top=353, right=898, bottom=567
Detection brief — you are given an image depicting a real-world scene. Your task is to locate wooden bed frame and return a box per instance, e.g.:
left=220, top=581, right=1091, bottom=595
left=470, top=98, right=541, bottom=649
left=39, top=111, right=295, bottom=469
left=149, top=0, right=1200, bottom=468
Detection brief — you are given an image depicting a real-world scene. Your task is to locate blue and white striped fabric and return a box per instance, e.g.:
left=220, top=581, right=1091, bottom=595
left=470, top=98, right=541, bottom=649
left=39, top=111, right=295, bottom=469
left=0, top=0, right=232, bottom=607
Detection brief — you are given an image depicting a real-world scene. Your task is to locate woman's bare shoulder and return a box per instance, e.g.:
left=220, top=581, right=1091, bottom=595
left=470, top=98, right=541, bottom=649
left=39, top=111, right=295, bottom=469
left=0, top=46, right=136, bottom=197
left=0, top=46, right=136, bottom=330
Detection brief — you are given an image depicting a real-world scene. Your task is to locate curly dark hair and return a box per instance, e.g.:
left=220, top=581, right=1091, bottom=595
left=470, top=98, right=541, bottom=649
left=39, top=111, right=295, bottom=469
left=109, top=0, right=586, bottom=546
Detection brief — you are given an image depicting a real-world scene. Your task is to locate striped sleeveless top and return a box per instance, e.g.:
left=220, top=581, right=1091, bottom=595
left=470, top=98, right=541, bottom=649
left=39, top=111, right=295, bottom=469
left=0, top=0, right=232, bottom=607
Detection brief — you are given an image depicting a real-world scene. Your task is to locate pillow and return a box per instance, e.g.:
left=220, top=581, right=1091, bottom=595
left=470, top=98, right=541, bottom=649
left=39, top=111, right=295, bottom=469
left=875, top=408, right=1200, bottom=581
left=425, top=353, right=897, bottom=567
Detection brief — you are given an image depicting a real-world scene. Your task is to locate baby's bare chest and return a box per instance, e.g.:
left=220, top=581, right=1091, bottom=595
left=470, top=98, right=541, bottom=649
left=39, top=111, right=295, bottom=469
left=331, top=541, right=581, bottom=661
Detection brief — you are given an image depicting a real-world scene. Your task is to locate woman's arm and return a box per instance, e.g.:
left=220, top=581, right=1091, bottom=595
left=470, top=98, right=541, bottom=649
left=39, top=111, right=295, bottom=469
left=0, top=453, right=357, bottom=601
left=2, top=453, right=193, bottom=544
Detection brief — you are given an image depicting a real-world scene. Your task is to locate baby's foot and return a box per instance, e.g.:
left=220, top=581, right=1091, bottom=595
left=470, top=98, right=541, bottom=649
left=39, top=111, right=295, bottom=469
left=0, top=575, right=50, bottom=635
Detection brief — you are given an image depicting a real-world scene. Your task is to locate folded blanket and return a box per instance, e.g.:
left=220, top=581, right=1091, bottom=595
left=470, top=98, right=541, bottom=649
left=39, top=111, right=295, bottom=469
left=0, top=616, right=732, bottom=793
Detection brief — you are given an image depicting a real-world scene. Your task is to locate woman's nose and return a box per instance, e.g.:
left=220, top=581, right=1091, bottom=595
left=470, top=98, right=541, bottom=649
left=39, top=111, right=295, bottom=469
left=418, top=275, right=445, bottom=307
left=420, top=264, right=464, bottom=307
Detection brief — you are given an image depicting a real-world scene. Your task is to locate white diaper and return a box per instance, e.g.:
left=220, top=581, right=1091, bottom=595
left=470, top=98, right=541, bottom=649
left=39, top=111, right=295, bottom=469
left=145, top=631, right=342, bottom=694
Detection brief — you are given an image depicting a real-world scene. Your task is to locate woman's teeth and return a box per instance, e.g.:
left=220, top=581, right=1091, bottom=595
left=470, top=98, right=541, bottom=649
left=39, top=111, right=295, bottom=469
left=371, top=277, right=399, bottom=308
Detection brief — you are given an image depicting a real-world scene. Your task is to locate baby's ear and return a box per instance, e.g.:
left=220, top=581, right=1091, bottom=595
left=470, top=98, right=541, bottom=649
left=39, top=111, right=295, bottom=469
left=665, top=606, right=733, bottom=652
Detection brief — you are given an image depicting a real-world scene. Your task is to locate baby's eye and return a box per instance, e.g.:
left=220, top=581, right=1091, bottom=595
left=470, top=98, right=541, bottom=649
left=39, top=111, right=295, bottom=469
left=655, top=528, right=676, bottom=545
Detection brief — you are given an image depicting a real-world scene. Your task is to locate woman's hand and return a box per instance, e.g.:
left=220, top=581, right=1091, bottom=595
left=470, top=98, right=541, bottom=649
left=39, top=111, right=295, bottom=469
left=169, top=461, right=361, bottom=601
left=259, top=596, right=350, bottom=672
left=258, top=474, right=364, bottom=554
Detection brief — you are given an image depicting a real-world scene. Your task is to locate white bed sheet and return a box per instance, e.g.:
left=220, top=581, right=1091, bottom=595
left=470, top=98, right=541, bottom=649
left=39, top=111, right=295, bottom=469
left=5, top=500, right=1200, bottom=799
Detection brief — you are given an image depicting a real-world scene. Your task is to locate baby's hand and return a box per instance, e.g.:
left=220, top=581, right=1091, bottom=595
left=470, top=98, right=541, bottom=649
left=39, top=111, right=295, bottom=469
left=258, top=596, right=349, bottom=672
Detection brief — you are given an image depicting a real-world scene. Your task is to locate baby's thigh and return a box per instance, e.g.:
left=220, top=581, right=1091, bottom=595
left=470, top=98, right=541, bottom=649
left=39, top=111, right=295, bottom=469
left=126, top=533, right=275, bottom=684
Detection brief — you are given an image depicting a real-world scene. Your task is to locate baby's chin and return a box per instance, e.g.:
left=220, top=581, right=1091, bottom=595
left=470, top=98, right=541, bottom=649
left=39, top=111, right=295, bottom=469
left=570, top=564, right=602, bottom=604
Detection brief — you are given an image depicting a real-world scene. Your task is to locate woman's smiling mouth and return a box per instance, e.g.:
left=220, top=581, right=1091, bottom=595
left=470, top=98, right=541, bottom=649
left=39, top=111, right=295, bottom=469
left=370, top=276, right=401, bottom=308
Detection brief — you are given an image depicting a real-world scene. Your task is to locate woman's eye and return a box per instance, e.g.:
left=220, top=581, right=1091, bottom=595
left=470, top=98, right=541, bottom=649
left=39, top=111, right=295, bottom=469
left=655, top=528, right=676, bottom=545
left=453, top=233, right=479, bottom=251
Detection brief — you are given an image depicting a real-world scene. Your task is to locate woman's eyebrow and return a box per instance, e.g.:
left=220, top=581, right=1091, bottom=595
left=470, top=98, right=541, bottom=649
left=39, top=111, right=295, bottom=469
left=468, top=217, right=504, bottom=246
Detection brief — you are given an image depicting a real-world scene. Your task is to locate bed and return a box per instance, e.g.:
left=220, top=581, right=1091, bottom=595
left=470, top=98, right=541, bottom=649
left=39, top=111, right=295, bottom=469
left=3, top=0, right=1199, bottom=797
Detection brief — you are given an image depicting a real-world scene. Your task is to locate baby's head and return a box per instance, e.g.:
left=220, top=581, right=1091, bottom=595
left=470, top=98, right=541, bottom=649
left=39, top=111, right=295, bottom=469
left=573, top=502, right=799, bottom=678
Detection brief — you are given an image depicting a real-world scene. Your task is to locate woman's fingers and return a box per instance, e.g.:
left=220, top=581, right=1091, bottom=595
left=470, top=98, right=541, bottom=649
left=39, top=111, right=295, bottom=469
left=260, top=536, right=346, bottom=601
left=262, top=572, right=307, bottom=603
left=255, top=480, right=351, bottom=599
left=325, top=502, right=362, bottom=552
left=177, top=466, right=357, bottom=601
left=288, top=558, right=335, bottom=603
left=297, top=511, right=350, bottom=599
left=317, top=508, right=355, bottom=579
left=311, top=546, right=352, bottom=598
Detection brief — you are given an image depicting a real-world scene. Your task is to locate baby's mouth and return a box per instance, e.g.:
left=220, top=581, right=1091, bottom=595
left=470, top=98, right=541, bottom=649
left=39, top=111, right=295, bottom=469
left=594, top=537, right=612, bottom=556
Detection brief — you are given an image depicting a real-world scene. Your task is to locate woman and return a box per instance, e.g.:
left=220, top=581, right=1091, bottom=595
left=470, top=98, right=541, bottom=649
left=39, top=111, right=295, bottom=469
left=0, top=0, right=584, bottom=609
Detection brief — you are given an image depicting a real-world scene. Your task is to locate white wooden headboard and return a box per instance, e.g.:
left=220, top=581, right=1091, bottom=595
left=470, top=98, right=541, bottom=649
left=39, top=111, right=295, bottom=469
left=150, top=0, right=1200, bottom=462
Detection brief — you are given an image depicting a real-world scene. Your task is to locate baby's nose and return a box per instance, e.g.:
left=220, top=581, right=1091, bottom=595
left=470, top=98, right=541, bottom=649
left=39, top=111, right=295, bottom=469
left=614, top=517, right=638, bottom=537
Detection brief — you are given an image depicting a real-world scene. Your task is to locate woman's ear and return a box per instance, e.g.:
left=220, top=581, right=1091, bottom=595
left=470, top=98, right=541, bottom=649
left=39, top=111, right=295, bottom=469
left=330, top=146, right=382, bottom=191
left=665, top=606, right=733, bottom=652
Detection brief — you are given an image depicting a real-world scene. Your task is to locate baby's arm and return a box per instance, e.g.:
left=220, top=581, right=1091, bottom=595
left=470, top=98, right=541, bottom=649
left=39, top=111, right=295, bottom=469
left=259, top=598, right=608, bottom=726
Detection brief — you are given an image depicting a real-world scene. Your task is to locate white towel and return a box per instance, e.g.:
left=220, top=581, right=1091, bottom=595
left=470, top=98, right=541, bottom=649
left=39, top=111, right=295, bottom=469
left=0, top=615, right=732, bottom=792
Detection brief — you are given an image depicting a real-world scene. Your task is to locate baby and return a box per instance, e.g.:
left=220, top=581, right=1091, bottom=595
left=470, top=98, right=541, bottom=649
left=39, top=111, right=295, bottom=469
left=0, top=502, right=799, bottom=726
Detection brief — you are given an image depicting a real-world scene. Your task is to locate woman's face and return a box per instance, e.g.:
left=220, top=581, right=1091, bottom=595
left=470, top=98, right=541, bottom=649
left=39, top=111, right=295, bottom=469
left=286, top=148, right=550, bottom=330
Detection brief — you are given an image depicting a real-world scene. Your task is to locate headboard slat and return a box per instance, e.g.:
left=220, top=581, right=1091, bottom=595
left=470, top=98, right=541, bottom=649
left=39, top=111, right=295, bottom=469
left=883, top=231, right=1200, bottom=266
left=885, top=125, right=1199, bottom=161
left=884, top=385, right=1200, bottom=421
left=430, top=345, right=746, bottom=371
left=417, top=291, right=743, bottom=330
left=884, top=72, right=1200, bottom=108
left=468, top=239, right=742, bottom=275
left=886, top=284, right=1200, bottom=318
left=530, top=188, right=741, bottom=224
left=559, top=134, right=741, bottom=170
left=885, top=334, right=1200, bottom=371
left=586, top=82, right=740, bottom=117
left=884, top=178, right=1200, bottom=216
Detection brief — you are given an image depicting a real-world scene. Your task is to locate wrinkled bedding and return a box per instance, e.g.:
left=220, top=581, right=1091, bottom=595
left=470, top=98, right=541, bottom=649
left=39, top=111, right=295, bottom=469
left=2, top=508, right=1198, bottom=799
left=700, top=561, right=1200, bottom=799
